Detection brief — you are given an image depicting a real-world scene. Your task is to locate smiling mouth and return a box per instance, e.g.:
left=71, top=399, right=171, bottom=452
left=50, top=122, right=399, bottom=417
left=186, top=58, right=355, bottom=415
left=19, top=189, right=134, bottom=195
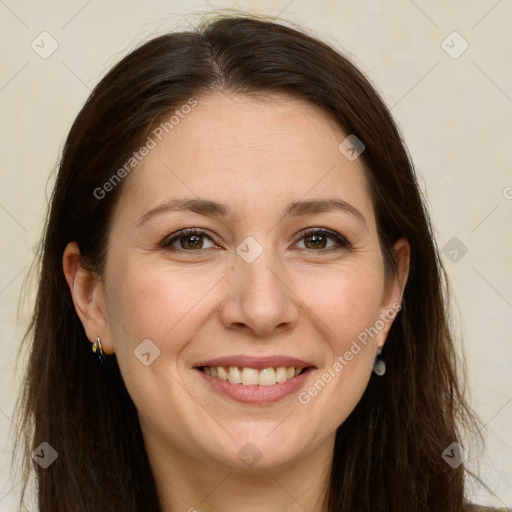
left=197, top=365, right=311, bottom=386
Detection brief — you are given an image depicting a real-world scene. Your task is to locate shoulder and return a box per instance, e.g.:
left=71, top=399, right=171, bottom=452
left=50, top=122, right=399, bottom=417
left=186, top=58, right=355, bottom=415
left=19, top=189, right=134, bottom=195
left=464, top=503, right=512, bottom=512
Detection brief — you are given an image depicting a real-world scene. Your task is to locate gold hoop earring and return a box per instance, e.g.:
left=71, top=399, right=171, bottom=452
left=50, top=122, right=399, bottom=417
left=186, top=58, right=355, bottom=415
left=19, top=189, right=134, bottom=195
left=92, top=337, right=106, bottom=363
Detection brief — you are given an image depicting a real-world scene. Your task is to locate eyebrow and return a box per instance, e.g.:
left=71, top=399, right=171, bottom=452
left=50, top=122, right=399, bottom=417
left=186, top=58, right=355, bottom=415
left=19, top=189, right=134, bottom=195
left=136, top=197, right=367, bottom=227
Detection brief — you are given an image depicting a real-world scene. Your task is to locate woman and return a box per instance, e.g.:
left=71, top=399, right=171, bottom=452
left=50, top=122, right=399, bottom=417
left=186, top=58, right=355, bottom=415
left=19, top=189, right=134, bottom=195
left=13, top=13, right=510, bottom=512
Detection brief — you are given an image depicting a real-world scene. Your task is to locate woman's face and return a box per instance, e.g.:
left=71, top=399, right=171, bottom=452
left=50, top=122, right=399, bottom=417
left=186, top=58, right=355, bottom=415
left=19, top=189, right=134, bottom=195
left=74, top=92, right=408, bottom=471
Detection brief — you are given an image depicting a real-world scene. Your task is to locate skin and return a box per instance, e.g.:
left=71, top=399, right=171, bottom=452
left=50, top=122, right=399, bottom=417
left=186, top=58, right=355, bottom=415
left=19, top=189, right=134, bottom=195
left=63, top=91, right=410, bottom=512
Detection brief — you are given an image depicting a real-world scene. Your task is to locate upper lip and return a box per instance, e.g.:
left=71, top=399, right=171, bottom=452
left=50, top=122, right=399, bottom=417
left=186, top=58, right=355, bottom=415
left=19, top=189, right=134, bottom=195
left=193, top=355, right=316, bottom=370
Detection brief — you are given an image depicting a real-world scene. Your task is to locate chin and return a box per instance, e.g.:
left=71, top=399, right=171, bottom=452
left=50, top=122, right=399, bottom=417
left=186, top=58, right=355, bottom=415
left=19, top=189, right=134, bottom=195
left=207, top=429, right=308, bottom=471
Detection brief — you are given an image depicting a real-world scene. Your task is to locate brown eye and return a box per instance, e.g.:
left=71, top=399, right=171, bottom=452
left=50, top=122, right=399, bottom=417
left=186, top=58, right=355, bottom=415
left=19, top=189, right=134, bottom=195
left=303, top=233, right=329, bottom=249
left=162, top=229, right=216, bottom=251
left=178, top=233, right=204, bottom=250
left=161, top=227, right=350, bottom=254
left=295, top=229, right=350, bottom=252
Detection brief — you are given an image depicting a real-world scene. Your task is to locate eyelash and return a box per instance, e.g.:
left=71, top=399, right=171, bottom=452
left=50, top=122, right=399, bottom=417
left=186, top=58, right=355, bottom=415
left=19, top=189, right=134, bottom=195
left=160, top=227, right=351, bottom=254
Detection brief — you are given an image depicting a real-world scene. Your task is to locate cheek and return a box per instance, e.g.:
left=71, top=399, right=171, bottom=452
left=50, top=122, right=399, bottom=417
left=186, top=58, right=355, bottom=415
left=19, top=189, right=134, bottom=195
left=293, top=269, right=383, bottom=429
left=103, top=258, right=222, bottom=419
left=106, top=249, right=386, bottom=366
left=297, top=262, right=386, bottom=346
left=104, top=256, right=226, bottom=364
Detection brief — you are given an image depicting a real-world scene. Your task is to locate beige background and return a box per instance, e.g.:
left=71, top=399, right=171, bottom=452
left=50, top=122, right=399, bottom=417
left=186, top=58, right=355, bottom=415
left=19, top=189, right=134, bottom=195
left=0, top=0, right=511, bottom=509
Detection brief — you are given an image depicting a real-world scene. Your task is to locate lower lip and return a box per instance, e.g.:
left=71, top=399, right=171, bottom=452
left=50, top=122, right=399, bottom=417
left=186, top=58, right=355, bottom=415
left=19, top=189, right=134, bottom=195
left=195, top=368, right=315, bottom=404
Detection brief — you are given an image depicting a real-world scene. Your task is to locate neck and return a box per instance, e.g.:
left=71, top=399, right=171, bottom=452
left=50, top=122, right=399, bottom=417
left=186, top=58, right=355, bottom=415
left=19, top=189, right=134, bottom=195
left=143, top=430, right=335, bottom=512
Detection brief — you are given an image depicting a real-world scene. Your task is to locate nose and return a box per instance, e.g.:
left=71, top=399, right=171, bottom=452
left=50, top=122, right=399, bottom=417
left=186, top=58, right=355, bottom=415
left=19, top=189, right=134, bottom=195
left=219, top=248, right=300, bottom=337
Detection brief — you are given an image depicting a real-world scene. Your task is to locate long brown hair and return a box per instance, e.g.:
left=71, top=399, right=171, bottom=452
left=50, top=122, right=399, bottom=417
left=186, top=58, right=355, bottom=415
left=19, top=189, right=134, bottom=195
left=14, top=13, right=481, bottom=512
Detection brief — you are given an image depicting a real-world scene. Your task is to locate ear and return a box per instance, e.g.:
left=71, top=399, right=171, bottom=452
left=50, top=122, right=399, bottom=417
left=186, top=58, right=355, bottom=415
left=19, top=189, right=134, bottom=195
left=62, top=241, right=115, bottom=354
left=377, top=237, right=410, bottom=347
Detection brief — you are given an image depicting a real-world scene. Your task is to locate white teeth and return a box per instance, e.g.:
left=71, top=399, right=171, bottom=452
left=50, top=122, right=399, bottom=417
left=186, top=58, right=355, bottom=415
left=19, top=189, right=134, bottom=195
left=217, top=366, right=228, bottom=381
left=228, top=366, right=241, bottom=384
left=275, top=367, right=288, bottom=383
left=258, top=368, right=276, bottom=386
left=241, top=367, right=259, bottom=385
left=201, top=365, right=305, bottom=385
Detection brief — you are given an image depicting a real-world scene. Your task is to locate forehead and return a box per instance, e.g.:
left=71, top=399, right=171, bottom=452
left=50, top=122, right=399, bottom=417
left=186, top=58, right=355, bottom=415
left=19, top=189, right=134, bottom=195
left=115, top=91, right=374, bottom=223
